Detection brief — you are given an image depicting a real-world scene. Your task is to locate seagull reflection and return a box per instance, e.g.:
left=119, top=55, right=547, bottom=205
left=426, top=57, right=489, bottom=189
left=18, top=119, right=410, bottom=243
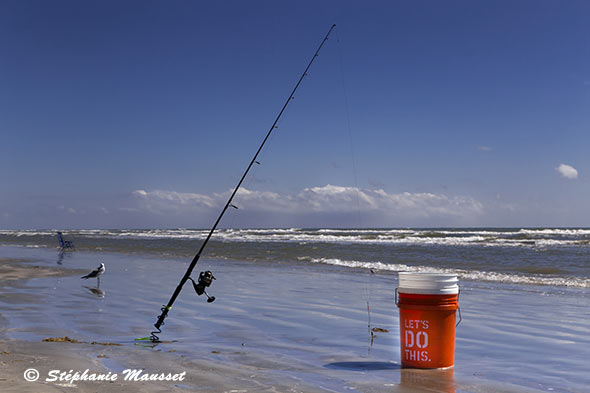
left=83, top=285, right=105, bottom=298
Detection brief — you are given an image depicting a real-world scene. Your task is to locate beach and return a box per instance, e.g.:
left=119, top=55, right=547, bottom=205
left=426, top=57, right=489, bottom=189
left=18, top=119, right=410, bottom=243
left=1, top=229, right=589, bottom=392
left=4, top=2, right=589, bottom=392
left=0, top=256, right=333, bottom=393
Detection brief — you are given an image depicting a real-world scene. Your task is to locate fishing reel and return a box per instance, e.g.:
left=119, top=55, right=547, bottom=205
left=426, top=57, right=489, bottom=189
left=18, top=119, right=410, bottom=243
left=189, top=271, right=216, bottom=303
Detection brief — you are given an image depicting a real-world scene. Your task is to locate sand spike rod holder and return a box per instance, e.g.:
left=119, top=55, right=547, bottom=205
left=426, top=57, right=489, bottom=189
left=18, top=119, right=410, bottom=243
left=142, top=24, right=337, bottom=343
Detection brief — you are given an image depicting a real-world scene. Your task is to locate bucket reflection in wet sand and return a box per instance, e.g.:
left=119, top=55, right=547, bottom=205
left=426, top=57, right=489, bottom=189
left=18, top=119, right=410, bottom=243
left=401, top=367, right=456, bottom=393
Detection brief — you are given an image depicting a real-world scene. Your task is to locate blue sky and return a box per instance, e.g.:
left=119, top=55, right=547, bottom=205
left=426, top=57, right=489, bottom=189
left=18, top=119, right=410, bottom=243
left=1, top=1, right=589, bottom=229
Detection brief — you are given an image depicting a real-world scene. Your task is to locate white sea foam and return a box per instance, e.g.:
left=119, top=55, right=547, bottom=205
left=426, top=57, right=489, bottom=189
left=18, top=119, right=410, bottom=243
left=0, top=230, right=57, bottom=237
left=2, top=228, right=589, bottom=248
left=2, top=228, right=589, bottom=288
left=518, top=228, right=590, bottom=236
left=301, top=257, right=590, bottom=288
left=207, top=229, right=587, bottom=248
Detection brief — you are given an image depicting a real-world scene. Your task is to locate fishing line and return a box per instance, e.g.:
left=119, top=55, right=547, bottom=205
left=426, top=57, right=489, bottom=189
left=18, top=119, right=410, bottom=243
left=335, top=30, right=362, bottom=229
left=335, top=29, right=374, bottom=351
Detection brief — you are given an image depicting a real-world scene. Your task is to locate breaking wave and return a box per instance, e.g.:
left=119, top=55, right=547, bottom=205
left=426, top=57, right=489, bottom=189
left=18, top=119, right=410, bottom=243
left=2, top=227, right=590, bottom=248
left=1, top=228, right=589, bottom=289
left=301, top=257, right=590, bottom=288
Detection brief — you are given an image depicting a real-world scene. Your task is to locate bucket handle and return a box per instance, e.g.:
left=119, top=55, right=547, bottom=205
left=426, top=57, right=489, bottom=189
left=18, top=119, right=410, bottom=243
left=396, top=288, right=462, bottom=327
left=456, top=289, right=462, bottom=327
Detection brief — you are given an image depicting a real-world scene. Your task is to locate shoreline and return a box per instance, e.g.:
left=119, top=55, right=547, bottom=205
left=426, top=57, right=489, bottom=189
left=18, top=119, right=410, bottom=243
left=2, top=229, right=589, bottom=291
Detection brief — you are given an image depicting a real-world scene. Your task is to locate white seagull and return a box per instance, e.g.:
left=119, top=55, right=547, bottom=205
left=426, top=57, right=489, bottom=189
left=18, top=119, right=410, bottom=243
left=81, top=263, right=105, bottom=282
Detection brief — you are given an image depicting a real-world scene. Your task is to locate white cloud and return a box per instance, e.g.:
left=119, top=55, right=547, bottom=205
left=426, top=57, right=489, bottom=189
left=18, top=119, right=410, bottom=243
left=133, top=189, right=218, bottom=215
left=58, top=205, right=77, bottom=214
left=131, top=185, right=484, bottom=226
left=477, top=145, right=492, bottom=152
left=556, top=164, right=578, bottom=179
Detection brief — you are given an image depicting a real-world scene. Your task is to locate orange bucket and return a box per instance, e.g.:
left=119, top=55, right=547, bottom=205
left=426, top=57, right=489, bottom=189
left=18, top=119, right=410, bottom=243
left=396, top=273, right=460, bottom=369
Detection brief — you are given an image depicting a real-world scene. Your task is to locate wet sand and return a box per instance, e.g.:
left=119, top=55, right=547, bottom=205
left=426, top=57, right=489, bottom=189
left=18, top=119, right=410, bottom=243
left=1, top=250, right=587, bottom=393
left=1, top=338, right=342, bottom=393
left=0, top=257, right=339, bottom=392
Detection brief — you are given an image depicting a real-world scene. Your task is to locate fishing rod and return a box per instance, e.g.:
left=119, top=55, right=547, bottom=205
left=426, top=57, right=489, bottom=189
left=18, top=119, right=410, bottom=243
left=140, top=24, right=337, bottom=343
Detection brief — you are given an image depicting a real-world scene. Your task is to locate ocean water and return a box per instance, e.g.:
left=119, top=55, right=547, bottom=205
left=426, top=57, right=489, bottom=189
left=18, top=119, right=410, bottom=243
left=1, top=228, right=589, bottom=288
left=1, top=228, right=590, bottom=392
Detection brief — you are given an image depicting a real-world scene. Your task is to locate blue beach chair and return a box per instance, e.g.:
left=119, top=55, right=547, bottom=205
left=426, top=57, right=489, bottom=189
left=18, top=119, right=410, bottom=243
left=57, top=231, right=75, bottom=250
